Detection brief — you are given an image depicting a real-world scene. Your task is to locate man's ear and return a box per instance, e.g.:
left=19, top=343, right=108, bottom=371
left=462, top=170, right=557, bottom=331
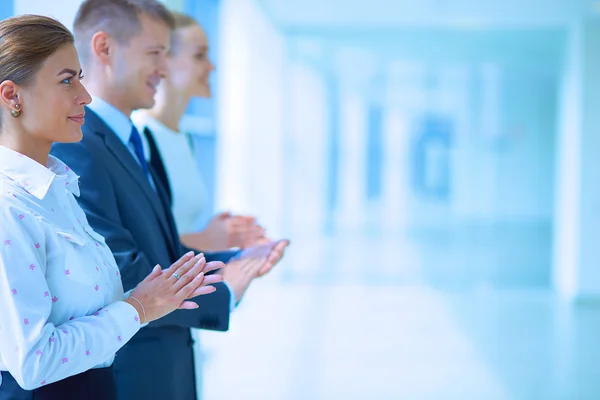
left=91, top=31, right=113, bottom=65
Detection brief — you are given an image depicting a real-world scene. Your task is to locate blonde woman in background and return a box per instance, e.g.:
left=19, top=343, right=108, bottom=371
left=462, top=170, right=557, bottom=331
left=132, top=12, right=265, bottom=252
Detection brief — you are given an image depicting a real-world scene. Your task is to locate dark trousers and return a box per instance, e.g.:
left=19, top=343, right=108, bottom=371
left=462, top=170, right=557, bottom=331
left=0, top=367, right=117, bottom=400
left=114, top=326, right=197, bottom=400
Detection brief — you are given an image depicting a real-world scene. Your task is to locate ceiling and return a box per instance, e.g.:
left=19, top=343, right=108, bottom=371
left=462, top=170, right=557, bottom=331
left=254, top=0, right=589, bottom=82
left=257, top=0, right=599, bottom=30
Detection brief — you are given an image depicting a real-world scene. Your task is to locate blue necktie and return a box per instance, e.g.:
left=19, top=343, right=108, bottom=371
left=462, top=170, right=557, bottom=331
left=129, top=125, right=151, bottom=181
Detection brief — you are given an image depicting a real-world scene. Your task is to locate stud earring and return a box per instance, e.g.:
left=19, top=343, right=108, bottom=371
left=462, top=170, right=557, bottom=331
left=11, top=104, right=21, bottom=118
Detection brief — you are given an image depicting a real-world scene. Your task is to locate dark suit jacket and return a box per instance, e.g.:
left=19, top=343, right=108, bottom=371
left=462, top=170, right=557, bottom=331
left=51, top=107, right=234, bottom=400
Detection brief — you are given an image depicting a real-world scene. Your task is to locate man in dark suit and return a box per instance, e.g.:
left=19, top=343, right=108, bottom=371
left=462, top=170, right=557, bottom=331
left=51, top=1, right=288, bottom=399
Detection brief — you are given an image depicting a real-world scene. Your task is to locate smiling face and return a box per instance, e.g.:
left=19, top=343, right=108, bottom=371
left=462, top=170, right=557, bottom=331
left=7, top=43, right=91, bottom=144
left=109, top=14, right=170, bottom=114
left=167, top=23, right=215, bottom=99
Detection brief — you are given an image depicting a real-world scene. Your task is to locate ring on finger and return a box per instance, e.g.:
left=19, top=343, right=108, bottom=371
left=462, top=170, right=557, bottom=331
left=172, top=272, right=181, bottom=280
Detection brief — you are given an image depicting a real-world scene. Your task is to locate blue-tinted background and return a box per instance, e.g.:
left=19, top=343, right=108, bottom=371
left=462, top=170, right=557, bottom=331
left=4, top=0, right=600, bottom=398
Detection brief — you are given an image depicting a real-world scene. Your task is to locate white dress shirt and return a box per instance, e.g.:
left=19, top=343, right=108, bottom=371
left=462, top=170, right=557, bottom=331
left=131, top=111, right=209, bottom=234
left=0, top=146, right=141, bottom=390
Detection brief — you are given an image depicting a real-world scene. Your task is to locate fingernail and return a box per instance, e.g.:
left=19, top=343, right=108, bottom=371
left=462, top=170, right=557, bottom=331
left=187, top=251, right=195, bottom=257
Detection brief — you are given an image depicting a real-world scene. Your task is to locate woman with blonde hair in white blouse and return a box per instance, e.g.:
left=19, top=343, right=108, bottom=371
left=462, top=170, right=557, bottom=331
left=0, top=14, right=224, bottom=400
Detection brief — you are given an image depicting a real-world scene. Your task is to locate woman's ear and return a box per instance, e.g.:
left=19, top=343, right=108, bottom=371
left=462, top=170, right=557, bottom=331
left=0, top=80, right=21, bottom=112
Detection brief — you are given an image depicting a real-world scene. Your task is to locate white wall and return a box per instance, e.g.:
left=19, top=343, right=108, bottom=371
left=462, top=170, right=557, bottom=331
left=14, top=0, right=82, bottom=29
left=554, top=20, right=600, bottom=300
left=286, top=62, right=329, bottom=235
left=333, top=90, right=368, bottom=230
left=216, top=0, right=286, bottom=237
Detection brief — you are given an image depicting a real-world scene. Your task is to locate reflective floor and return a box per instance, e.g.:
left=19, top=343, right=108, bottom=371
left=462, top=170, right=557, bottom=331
left=199, top=232, right=600, bottom=400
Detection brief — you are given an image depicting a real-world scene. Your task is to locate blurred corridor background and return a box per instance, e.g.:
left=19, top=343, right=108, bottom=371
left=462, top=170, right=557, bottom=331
left=3, top=0, right=600, bottom=398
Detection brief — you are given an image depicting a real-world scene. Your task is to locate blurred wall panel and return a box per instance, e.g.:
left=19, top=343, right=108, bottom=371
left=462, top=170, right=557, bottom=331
left=554, top=20, right=600, bottom=300
left=216, top=0, right=286, bottom=238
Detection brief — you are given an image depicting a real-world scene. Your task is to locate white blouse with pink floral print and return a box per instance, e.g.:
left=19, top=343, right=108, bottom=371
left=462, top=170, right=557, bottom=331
left=0, top=146, right=141, bottom=390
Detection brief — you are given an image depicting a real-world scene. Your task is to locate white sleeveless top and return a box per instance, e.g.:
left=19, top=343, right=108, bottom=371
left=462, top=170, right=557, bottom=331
left=131, top=111, right=209, bottom=234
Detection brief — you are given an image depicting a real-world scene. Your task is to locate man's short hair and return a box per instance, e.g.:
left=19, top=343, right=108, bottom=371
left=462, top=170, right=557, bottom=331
left=74, top=0, right=174, bottom=63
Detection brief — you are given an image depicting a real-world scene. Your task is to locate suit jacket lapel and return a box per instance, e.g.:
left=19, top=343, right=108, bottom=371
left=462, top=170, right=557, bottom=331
left=84, top=108, right=178, bottom=257
left=151, top=165, right=182, bottom=257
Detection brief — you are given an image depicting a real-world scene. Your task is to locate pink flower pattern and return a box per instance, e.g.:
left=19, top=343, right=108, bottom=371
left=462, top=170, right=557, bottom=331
left=1, top=151, right=139, bottom=382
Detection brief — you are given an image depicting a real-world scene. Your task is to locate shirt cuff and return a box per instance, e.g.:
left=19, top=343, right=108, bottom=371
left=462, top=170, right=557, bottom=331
left=222, top=281, right=237, bottom=313
left=103, top=300, right=142, bottom=343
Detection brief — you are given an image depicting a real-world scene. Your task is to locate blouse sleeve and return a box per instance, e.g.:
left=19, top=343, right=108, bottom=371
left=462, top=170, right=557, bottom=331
left=0, top=203, right=140, bottom=390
